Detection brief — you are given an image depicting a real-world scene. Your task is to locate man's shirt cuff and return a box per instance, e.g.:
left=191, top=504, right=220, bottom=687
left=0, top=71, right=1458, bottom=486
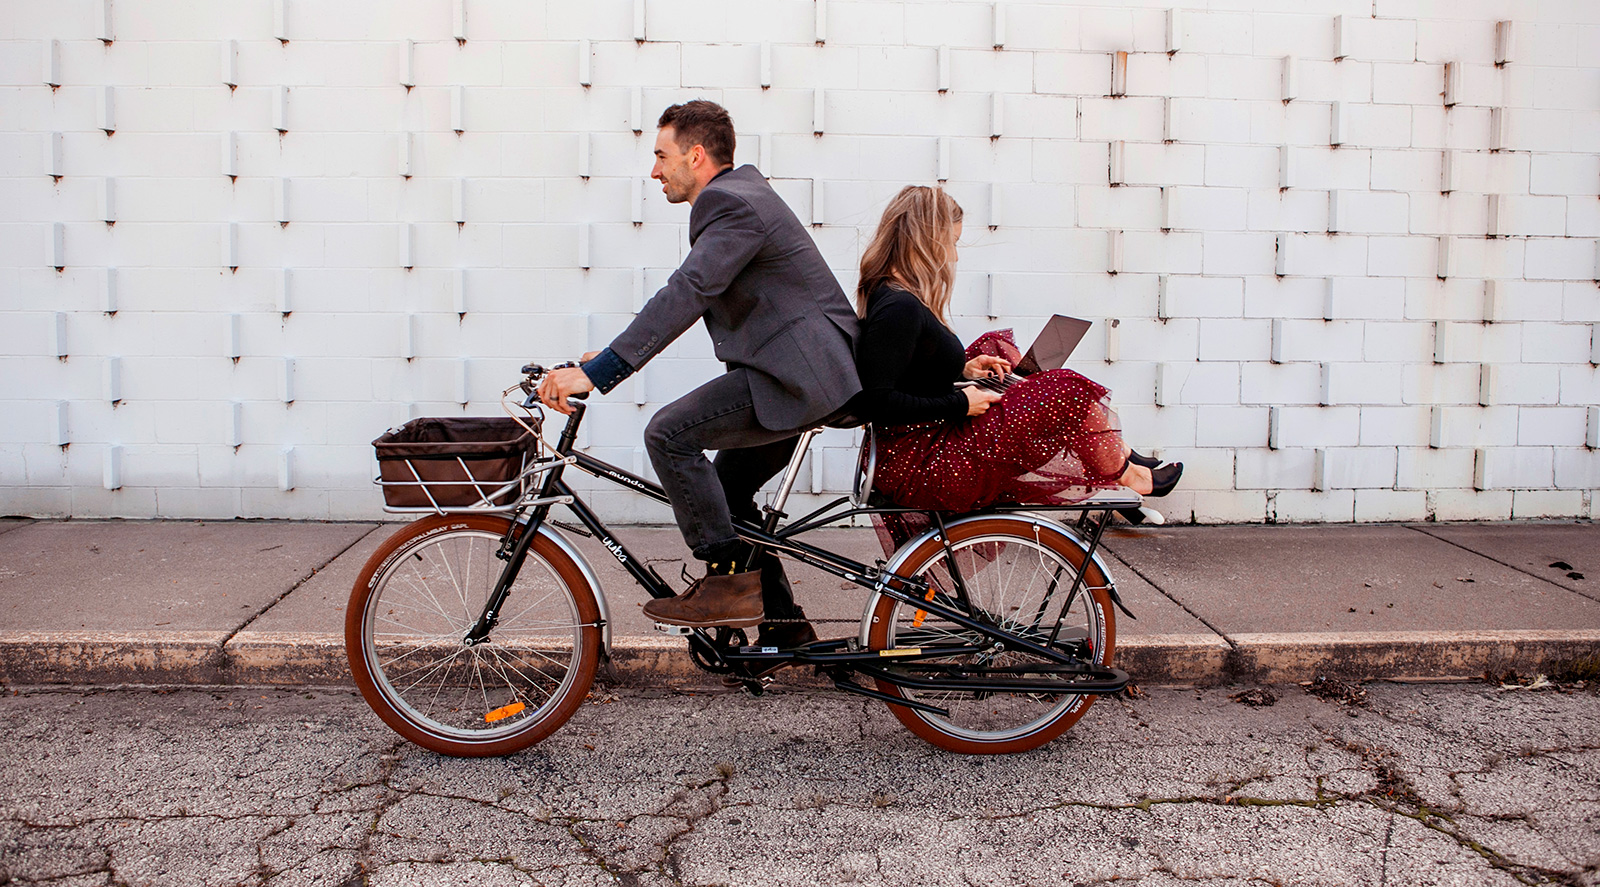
left=580, top=347, right=633, bottom=394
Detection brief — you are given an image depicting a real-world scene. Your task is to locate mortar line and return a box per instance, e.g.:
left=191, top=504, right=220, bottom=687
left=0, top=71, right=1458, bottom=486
left=1403, top=525, right=1600, bottom=606
left=218, top=524, right=387, bottom=649
left=1100, top=542, right=1237, bottom=650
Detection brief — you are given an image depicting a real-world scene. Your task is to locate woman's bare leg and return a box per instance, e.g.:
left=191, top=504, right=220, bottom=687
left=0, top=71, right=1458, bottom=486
left=1118, top=462, right=1153, bottom=495
left=1076, top=401, right=1135, bottom=482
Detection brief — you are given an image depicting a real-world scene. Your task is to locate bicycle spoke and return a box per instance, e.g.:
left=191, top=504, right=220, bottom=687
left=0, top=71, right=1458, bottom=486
left=473, top=650, right=492, bottom=717
left=460, top=537, right=477, bottom=625
left=485, top=644, right=559, bottom=699
left=392, top=643, right=467, bottom=692
left=394, top=559, right=464, bottom=628
left=377, top=630, right=467, bottom=666
left=373, top=615, right=460, bottom=640
left=494, top=585, right=561, bottom=629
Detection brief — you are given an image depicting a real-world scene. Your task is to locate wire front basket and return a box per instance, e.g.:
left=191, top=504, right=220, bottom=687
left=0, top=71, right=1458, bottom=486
left=372, top=416, right=540, bottom=514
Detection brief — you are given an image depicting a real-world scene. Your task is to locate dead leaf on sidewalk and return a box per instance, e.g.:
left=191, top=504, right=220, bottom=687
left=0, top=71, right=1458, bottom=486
left=1230, top=688, right=1277, bottom=707
left=1301, top=674, right=1368, bottom=707
left=1497, top=673, right=1555, bottom=692
left=1455, top=577, right=1475, bottom=583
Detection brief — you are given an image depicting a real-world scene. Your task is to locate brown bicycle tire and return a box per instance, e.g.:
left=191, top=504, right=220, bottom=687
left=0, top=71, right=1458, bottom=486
left=346, top=514, right=601, bottom=757
left=865, top=516, right=1116, bottom=754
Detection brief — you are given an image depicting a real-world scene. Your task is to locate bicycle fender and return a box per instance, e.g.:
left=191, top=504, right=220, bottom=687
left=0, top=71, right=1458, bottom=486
left=534, top=523, right=613, bottom=657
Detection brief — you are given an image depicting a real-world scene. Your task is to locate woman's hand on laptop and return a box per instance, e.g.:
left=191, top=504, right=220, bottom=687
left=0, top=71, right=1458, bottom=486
left=963, top=355, right=1011, bottom=380
left=962, top=386, right=1002, bottom=416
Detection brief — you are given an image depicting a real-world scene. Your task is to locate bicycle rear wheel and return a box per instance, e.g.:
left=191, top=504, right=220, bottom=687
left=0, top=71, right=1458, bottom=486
left=865, top=516, right=1116, bottom=754
left=346, top=515, right=601, bottom=756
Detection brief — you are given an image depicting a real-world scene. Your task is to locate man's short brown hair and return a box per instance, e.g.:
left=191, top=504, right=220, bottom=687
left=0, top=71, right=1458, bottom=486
left=657, top=100, right=736, bottom=168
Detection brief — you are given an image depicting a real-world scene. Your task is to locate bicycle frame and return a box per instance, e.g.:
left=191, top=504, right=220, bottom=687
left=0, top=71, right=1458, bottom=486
left=463, top=394, right=1135, bottom=712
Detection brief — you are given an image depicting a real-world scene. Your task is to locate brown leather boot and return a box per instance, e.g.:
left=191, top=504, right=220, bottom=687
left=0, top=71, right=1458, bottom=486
left=643, top=570, right=764, bottom=628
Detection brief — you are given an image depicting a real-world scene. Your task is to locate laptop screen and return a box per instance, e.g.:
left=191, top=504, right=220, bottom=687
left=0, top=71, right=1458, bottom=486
left=1015, top=315, right=1093, bottom=376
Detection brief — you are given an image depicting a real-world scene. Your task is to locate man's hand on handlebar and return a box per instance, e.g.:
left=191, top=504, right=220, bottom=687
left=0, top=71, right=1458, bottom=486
left=535, top=362, right=596, bottom=415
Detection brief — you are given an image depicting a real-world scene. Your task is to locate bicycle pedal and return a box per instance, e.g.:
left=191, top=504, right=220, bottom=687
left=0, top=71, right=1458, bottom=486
left=652, top=622, right=694, bottom=637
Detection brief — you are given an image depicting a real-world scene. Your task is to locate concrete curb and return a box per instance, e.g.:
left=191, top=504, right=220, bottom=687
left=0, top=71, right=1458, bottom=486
left=1225, top=630, right=1600, bottom=683
left=0, top=630, right=229, bottom=685
left=4, top=629, right=1596, bottom=688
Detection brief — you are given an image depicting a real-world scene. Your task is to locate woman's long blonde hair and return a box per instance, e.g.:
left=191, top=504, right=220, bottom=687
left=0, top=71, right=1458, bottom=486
left=856, top=185, right=963, bottom=324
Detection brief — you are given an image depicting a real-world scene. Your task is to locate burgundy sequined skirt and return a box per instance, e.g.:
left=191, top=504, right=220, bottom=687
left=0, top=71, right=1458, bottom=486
left=870, top=330, right=1127, bottom=553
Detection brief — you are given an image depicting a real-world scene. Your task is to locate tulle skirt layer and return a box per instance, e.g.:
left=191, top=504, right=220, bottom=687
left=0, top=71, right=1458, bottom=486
left=869, top=330, right=1128, bottom=554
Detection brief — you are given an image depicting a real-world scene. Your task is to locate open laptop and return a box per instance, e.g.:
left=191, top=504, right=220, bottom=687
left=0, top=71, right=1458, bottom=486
left=1015, top=314, right=1093, bottom=376
left=970, top=315, right=1093, bottom=391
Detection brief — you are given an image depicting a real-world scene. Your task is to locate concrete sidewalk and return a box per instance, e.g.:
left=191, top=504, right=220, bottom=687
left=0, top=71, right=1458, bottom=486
left=0, top=516, right=1596, bottom=688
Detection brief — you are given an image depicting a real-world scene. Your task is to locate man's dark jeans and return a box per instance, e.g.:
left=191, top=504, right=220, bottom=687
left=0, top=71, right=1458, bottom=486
left=643, top=369, right=807, bottom=619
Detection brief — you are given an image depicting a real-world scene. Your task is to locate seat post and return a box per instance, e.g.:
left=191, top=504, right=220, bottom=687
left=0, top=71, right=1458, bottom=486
left=761, top=427, right=820, bottom=534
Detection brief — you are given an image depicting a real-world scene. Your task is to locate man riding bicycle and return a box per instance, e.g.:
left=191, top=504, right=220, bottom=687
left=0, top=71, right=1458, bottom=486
left=536, top=100, right=860, bottom=648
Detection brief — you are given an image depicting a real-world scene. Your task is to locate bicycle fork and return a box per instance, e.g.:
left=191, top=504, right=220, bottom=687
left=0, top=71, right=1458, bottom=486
left=463, top=400, right=588, bottom=646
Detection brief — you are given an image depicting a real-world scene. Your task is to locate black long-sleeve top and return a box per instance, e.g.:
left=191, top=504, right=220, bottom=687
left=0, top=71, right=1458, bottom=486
left=849, top=283, right=969, bottom=426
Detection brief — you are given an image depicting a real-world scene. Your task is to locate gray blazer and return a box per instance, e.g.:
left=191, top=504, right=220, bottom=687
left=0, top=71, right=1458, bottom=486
left=609, top=165, right=861, bottom=431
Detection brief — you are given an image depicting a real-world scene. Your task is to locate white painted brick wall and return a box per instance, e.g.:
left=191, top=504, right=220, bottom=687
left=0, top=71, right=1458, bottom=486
left=1270, top=406, right=1361, bottom=448
left=2, top=1, right=1594, bottom=524
left=1397, top=446, right=1475, bottom=491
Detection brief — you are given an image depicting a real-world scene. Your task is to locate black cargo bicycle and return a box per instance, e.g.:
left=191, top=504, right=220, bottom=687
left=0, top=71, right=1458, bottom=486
left=346, top=363, right=1139, bottom=756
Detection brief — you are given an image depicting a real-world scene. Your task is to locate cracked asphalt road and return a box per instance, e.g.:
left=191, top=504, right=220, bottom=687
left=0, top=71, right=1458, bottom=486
left=0, top=681, right=1595, bottom=887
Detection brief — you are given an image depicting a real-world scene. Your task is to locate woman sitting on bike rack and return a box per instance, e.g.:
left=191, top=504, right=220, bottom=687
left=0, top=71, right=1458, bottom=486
left=847, top=185, right=1183, bottom=548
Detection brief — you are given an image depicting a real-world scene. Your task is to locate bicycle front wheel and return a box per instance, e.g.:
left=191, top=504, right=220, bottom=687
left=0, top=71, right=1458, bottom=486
left=346, top=515, right=601, bottom=756
left=865, top=516, right=1116, bottom=754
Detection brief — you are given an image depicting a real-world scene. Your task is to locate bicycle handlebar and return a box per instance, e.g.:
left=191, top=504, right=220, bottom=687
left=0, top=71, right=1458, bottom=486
left=518, top=363, right=590, bottom=409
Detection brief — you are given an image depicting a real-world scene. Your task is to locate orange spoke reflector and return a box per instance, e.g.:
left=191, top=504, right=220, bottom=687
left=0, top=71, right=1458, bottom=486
left=911, top=588, right=937, bottom=628
left=878, top=648, right=922, bottom=657
left=484, top=701, right=526, bottom=723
